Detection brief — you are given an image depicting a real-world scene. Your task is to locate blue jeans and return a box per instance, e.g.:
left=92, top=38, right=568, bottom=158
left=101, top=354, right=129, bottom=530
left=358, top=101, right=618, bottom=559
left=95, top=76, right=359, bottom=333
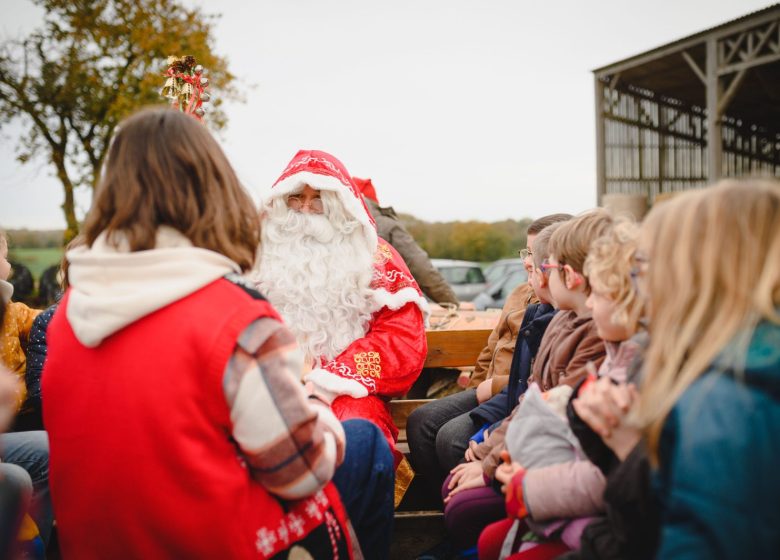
left=332, top=419, right=394, bottom=560
left=0, top=431, right=52, bottom=547
left=407, top=389, right=479, bottom=486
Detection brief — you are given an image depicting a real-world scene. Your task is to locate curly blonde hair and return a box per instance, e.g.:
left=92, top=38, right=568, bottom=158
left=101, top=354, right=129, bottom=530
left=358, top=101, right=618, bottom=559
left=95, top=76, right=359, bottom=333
left=583, top=219, right=643, bottom=332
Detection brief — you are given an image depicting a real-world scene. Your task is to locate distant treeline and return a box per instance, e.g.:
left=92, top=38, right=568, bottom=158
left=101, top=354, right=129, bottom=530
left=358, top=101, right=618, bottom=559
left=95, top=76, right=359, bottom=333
left=400, top=215, right=532, bottom=262
left=4, top=229, right=64, bottom=248
left=5, top=217, right=532, bottom=262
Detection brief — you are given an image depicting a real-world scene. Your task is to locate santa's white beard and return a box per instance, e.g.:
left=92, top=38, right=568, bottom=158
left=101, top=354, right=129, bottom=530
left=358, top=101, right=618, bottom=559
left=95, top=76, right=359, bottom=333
left=253, top=205, right=375, bottom=363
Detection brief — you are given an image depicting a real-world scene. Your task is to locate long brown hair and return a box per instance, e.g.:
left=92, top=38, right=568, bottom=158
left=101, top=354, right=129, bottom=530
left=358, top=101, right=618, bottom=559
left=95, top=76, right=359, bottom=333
left=83, top=108, right=259, bottom=271
left=639, top=179, right=780, bottom=458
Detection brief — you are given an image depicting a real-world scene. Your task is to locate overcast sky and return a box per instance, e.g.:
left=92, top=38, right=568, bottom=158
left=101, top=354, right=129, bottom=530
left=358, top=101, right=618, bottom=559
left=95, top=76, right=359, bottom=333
left=0, top=0, right=773, bottom=229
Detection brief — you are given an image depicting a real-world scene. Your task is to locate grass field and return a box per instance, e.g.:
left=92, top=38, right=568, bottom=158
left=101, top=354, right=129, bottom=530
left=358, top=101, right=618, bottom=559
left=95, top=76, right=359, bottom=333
left=8, top=247, right=63, bottom=279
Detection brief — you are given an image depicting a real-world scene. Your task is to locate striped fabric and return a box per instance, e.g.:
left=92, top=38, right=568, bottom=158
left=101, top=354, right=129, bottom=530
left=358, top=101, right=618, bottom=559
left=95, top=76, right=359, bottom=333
left=223, top=317, right=346, bottom=500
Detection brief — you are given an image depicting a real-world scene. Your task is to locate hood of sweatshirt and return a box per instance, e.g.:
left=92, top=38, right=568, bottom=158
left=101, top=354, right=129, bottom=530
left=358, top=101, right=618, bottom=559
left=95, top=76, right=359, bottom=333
left=65, top=227, right=240, bottom=347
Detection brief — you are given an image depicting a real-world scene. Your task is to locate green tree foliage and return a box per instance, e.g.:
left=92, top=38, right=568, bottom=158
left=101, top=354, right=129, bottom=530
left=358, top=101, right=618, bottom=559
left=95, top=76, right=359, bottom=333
left=402, top=215, right=532, bottom=262
left=0, top=0, right=235, bottom=242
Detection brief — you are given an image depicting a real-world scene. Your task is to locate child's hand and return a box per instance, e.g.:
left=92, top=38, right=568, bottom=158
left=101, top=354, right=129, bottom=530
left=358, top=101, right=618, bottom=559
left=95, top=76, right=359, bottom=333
left=445, top=461, right=485, bottom=503
left=464, top=430, right=488, bottom=462
left=573, top=377, right=641, bottom=460
left=573, top=377, right=631, bottom=435
left=476, top=379, right=493, bottom=404
left=495, top=461, right=524, bottom=493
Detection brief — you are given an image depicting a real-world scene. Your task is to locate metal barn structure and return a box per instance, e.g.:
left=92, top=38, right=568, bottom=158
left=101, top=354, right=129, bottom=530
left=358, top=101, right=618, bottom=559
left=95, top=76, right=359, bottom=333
left=593, top=4, right=780, bottom=204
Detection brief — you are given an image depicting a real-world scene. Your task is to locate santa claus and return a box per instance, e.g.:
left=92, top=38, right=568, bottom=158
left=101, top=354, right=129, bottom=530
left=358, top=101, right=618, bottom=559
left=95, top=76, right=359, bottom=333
left=253, top=150, right=428, bottom=465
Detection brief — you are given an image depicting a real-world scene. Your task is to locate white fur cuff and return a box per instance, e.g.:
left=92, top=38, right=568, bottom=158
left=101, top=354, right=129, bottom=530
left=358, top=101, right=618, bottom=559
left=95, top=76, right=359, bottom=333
left=371, top=286, right=430, bottom=320
left=305, top=368, right=369, bottom=399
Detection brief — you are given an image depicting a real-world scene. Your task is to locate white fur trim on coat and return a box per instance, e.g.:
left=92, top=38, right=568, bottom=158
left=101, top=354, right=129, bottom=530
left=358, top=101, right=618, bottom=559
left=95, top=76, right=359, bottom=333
left=370, top=286, right=430, bottom=322
left=305, top=367, right=369, bottom=400
left=269, top=170, right=378, bottom=254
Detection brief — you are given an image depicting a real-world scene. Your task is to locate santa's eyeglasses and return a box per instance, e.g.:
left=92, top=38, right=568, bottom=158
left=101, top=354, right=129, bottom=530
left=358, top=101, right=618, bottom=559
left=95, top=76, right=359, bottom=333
left=286, top=194, right=324, bottom=214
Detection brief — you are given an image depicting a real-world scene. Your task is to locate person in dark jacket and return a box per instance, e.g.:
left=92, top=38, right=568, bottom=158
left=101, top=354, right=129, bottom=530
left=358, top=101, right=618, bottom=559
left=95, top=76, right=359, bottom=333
left=14, top=305, right=56, bottom=431
left=353, top=177, right=459, bottom=306
left=469, top=301, right=556, bottom=429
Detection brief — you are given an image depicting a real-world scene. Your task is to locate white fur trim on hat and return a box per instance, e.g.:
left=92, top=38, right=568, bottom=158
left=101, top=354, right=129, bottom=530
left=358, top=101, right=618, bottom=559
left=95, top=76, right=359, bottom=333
left=305, top=367, right=369, bottom=399
left=270, top=171, right=378, bottom=254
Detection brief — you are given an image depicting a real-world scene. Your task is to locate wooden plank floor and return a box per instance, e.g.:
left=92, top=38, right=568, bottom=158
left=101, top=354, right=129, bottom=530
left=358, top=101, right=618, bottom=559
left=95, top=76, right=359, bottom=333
left=391, top=512, right=447, bottom=559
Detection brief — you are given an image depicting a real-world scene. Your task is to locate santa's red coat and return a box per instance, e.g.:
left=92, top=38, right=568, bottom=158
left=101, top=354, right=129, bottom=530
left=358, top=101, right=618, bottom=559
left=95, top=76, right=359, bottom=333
left=320, top=239, right=427, bottom=464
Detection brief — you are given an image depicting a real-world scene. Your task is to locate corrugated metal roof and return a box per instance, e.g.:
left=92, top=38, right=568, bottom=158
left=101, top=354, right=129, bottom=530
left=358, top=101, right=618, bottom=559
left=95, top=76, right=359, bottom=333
left=593, top=3, right=780, bottom=73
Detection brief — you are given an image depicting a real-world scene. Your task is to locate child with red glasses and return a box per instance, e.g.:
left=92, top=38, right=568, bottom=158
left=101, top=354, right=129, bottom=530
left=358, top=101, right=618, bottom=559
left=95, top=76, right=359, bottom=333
left=482, top=218, right=646, bottom=560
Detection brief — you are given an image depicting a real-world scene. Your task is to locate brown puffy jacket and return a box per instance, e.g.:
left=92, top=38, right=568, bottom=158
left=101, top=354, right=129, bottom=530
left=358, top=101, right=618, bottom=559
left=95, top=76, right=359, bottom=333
left=529, top=310, right=606, bottom=391
left=469, top=283, right=536, bottom=396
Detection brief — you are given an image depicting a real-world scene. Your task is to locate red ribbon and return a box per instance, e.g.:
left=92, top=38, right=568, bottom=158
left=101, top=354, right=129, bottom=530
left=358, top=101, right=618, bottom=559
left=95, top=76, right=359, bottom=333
left=165, top=67, right=206, bottom=121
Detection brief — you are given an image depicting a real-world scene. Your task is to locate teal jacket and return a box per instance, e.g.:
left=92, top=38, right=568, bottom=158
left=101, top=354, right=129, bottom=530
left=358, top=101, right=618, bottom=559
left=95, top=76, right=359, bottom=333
left=655, top=319, right=780, bottom=559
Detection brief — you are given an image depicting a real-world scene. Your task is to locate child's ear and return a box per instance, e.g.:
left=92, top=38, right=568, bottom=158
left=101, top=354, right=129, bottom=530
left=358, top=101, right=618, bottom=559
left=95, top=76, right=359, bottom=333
left=537, top=268, right=549, bottom=288
left=563, top=264, right=584, bottom=290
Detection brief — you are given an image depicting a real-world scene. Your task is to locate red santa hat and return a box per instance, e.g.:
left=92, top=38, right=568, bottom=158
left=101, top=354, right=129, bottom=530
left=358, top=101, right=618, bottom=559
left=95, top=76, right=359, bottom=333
left=269, top=150, right=378, bottom=252
left=352, top=177, right=379, bottom=205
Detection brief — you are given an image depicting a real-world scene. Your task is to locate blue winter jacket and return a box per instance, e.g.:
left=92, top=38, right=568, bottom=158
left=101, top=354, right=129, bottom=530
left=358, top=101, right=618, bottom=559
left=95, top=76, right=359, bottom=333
left=470, top=303, right=556, bottom=426
left=654, top=318, right=780, bottom=559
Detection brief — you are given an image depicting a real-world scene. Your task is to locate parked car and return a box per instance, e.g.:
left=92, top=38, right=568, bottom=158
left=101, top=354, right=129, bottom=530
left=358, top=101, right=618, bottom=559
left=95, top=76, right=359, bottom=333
left=473, top=267, right=528, bottom=310
left=431, top=259, right=487, bottom=302
left=483, top=258, right=524, bottom=286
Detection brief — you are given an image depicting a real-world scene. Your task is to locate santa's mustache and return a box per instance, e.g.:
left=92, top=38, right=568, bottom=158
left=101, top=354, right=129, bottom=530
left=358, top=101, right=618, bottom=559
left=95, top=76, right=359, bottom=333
left=279, top=211, right=336, bottom=244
